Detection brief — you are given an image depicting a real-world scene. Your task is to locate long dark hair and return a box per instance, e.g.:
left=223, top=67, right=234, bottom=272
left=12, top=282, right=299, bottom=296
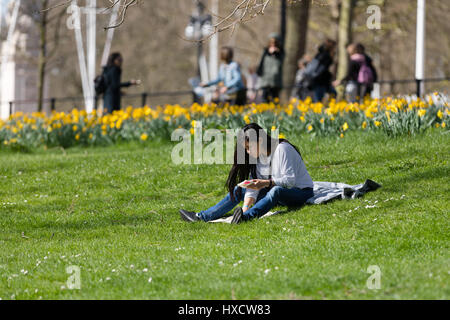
left=225, top=123, right=303, bottom=201
left=106, top=52, right=122, bottom=68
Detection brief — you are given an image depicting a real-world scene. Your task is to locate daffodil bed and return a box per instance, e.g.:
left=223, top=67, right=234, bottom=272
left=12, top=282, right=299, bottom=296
left=0, top=128, right=448, bottom=299
left=0, top=95, right=448, bottom=152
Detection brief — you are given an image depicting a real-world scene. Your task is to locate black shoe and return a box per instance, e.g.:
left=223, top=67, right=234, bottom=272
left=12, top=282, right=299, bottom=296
left=231, top=207, right=243, bottom=224
left=179, top=209, right=201, bottom=222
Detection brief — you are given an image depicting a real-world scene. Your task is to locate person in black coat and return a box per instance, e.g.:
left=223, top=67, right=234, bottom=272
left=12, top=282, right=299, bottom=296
left=309, top=39, right=337, bottom=102
left=103, top=53, right=140, bottom=114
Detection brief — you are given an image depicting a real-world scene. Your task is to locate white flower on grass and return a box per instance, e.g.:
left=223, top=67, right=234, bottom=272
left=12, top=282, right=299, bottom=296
left=143, top=268, right=148, bottom=272
left=112, top=269, right=116, bottom=273
left=130, top=265, right=134, bottom=269
left=105, top=277, right=111, bottom=281
left=264, top=269, right=270, bottom=275
left=148, top=277, right=152, bottom=283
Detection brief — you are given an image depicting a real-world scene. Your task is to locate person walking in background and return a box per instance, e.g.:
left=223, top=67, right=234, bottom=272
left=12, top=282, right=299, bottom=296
left=201, top=47, right=246, bottom=105
left=333, top=43, right=375, bottom=102
left=355, top=43, right=377, bottom=98
left=303, top=39, right=337, bottom=103
left=246, top=65, right=260, bottom=103
left=103, top=53, right=141, bottom=114
left=257, top=33, right=285, bottom=103
left=290, top=55, right=312, bottom=101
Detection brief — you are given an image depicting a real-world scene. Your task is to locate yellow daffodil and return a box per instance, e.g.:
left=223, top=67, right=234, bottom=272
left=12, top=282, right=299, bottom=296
left=342, top=122, right=349, bottom=131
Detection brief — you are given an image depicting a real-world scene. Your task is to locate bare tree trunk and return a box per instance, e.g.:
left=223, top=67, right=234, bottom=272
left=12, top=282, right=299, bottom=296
left=37, top=0, right=49, bottom=112
left=330, top=0, right=341, bottom=78
left=336, top=0, right=355, bottom=81
left=283, top=0, right=310, bottom=97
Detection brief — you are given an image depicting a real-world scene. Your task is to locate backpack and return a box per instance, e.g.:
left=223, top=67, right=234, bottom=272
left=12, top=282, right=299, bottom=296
left=94, top=68, right=107, bottom=96
left=358, top=62, right=374, bottom=85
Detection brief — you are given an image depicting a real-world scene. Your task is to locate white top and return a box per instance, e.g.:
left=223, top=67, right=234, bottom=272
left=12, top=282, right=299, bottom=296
left=244, top=142, right=314, bottom=200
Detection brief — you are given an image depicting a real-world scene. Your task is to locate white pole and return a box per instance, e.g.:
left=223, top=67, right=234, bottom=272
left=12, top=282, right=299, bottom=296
left=86, top=0, right=96, bottom=113
left=5, top=0, right=20, bottom=43
left=101, top=0, right=121, bottom=67
left=71, top=0, right=91, bottom=111
left=0, top=0, right=3, bottom=38
left=0, top=0, right=21, bottom=120
left=209, top=0, right=218, bottom=81
left=415, top=0, right=425, bottom=97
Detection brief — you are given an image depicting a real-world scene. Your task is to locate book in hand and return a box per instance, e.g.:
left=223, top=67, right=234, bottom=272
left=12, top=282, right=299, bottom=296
left=238, top=180, right=254, bottom=188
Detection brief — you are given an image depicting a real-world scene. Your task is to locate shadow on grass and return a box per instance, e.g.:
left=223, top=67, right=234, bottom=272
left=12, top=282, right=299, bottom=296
left=383, top=165, right=449, bottom=186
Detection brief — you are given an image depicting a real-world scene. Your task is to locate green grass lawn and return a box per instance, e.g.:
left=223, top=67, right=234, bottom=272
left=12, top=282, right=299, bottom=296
left=0, top=129, right=448, bottom=300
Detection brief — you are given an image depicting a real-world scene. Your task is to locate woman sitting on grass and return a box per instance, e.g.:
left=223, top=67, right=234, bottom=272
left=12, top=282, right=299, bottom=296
left=180, top=123, right=314, bottom=224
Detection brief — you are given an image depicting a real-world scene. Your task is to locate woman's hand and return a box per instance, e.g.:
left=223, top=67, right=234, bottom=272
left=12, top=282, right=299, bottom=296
left=219, top=86, right=228, bottom=94
left=245, top=179, right=271, bottom=190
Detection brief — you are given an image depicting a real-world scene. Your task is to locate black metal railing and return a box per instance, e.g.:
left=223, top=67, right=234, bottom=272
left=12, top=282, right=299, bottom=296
left=3, top=77, right=449, bottom=115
